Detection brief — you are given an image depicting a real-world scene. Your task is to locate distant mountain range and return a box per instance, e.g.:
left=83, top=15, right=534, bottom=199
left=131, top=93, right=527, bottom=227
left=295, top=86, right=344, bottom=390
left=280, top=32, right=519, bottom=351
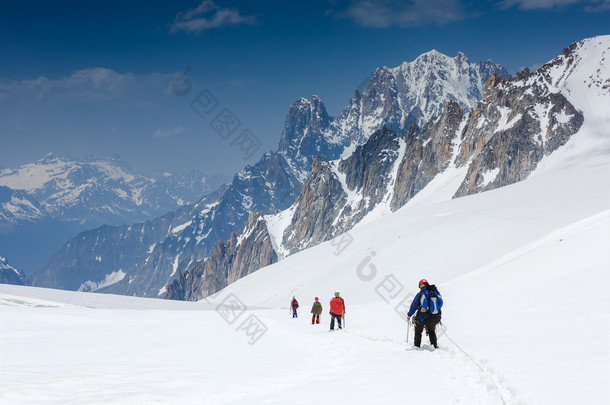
left=0, top=154, right=220, bottom=273
left=165, top=37, right=604, bottom=301
left=31, top=49, right=511, bottom=296
left=0, top=256, right=29, bottom=285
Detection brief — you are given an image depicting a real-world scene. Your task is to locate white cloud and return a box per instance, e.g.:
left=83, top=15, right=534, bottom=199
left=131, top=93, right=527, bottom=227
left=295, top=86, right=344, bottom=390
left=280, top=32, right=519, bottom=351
left=169, top=0, right=257, bottom=34
left=333, top=0, right=467, bottom=28
left=332, top=0, right=609, bottom=28
left=501, top=0, right=581, bottom=9
left=500, top=0, right=609, bottom=10
left=0, top=68, right=172, bottom=102
left=153, top=126, right=185, bottom=138
left=585, top=0, right=610, bottom=11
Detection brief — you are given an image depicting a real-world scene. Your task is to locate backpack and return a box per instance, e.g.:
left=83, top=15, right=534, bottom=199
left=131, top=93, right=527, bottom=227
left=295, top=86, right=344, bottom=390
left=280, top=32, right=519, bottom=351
left=420, top=285, right=443, bottom=316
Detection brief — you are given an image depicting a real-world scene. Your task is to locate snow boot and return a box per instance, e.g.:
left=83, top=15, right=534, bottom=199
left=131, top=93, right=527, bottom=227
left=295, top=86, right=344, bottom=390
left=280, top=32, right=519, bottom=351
left=414, top=333, right=422, bottom=348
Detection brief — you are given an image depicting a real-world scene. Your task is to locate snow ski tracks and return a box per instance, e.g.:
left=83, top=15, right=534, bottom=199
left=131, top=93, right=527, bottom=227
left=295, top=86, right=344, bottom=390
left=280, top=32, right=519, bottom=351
left=324, top=319, right=525, bottom=404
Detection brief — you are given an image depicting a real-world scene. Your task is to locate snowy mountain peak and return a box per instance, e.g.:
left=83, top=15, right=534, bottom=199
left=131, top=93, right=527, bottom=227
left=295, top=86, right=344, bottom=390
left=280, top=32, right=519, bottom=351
left=535, top=35, right=610, bottom=106
left=400, top=49, right=478, bottom=73
left=412, top=48, right=460, bottom=64
left=290, top=95, right=326, bottom=112
left=0, top=153, right=134, bottom=193
left=278, top=95, right=335, bottom=180
left=329, top=49, right=508, bottom=151
left=0, top=256, right=29, bottom=285
left=39, top=152, right=62, bottom=162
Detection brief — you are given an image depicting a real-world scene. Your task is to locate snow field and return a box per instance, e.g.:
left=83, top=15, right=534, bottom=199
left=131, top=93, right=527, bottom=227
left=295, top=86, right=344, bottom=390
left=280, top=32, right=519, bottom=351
left=1, top=290, right=511, bottom=405
left=2, top=155, right=608, bottom=404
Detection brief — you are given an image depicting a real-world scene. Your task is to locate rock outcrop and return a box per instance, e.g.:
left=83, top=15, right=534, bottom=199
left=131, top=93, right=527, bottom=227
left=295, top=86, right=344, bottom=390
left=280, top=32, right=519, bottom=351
left=391, top=101, right=464, bottom=209
left=0, top=257, right=29, bottom=286
left=165, top=211, right=277, bottom=301
left=454, top=55, right=584, bottom=197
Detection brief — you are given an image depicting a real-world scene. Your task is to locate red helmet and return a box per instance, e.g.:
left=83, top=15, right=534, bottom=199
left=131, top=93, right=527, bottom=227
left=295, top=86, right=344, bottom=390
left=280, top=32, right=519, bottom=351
left=419, top=279, right=428, bottom=287
left=315, top=297, right=319, bottom=301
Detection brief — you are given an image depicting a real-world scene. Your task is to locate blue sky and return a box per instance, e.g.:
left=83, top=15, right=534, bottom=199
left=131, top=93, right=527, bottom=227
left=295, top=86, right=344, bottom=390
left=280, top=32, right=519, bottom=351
left=1, top=0, right=608, bottom=178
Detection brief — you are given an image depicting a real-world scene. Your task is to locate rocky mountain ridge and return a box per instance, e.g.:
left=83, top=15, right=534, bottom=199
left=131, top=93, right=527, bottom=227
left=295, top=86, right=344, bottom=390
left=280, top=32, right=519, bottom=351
left=165, top=37, right=602, bottom=301
left=0, top=256, right=29, bottom=286
left=326, top=50, right=508, bottom=151
left=35, top=50, right=509, bottom=297
left=0, top=153, right=212, bottom=225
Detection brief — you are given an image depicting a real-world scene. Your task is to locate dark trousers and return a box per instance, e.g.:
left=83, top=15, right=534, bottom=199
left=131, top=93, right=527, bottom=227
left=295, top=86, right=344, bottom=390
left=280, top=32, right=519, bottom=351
left=330, top=313, right=342, bottom=329
left=413, top=316, right=440, bottom=347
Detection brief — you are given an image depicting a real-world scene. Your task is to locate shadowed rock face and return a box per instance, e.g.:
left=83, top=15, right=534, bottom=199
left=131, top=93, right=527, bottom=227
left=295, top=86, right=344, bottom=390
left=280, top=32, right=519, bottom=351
left=167, top=127, right=406, bottom=298
left=454, top=68, right=583, bottom=198
left=165, top=211, right=277, bottom=301
left=339, top=127, right=402, bottom=203
left=281, top=127, right=405, bottom=255
left=280, top=156, right=347, bottom=254
left=391, top=101, right=464, bottom=210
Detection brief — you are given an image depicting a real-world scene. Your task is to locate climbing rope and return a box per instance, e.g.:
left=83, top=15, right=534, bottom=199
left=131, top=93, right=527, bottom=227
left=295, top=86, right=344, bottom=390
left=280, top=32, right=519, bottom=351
left=439, top=323, right=507, bottom=405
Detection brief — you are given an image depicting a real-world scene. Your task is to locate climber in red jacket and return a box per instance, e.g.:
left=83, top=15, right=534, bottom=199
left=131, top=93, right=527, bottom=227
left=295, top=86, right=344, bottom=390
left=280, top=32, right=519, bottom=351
left=329, top=291, right=345, bottom=330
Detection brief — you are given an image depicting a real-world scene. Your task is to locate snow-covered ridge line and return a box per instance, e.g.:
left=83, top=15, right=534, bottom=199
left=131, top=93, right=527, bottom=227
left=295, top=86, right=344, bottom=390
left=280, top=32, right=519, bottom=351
left=78, top=269, right=126, bottom=292
left=0, top=257, right=29, bottom=286
left=0, top=153, right=212, bottom=223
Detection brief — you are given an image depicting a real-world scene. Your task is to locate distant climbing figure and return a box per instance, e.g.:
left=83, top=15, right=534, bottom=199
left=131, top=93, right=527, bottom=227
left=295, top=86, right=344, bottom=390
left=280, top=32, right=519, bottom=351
left=407, top=279, right=443, bottom=348
left=329, top=291, right=345, bottom=330
left=291, top=296, right=299, bottom=318
left=311, top=297, right=322, bottom=324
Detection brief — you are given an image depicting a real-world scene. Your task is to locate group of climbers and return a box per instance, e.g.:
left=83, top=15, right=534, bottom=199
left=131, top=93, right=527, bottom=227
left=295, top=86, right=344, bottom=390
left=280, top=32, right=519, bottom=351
left=291, top=279, right=442, bottom=348
left=291, top=291, right=345, bottom=330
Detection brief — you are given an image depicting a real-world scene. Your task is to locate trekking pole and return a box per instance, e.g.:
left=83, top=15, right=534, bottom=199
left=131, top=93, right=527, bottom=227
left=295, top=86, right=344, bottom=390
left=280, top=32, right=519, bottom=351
left=343, top=313, right=346, bottom=329
left=406, top=318, right=410, bottom=343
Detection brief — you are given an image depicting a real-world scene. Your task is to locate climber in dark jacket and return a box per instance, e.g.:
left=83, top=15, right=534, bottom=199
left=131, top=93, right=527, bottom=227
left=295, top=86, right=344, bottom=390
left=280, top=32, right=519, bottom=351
left=291, top=296, right=299, bottom=318
left=311, top=297, right=322, bottom=324
left=407, top=279, right=443, bottom=348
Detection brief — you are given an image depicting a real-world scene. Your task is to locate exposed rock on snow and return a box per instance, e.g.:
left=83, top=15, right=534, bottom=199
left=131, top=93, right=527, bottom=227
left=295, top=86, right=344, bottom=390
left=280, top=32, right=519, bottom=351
left=165, top=211, right=277, bottom=301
